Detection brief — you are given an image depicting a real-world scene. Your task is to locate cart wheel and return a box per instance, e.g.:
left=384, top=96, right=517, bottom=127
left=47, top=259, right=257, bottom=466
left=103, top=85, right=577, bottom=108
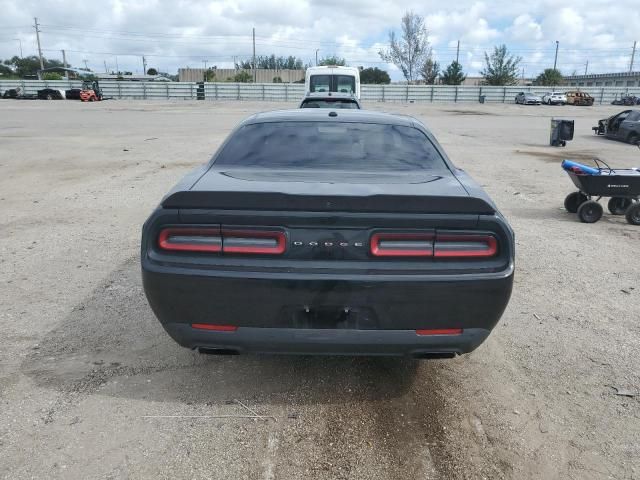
left=564, top=192, right=588, bottom=213
left=577, top=201, right=603, bottom=223
left=608, top=197, right=632, bottom=215
left=625, top=202, right=640, bottom=225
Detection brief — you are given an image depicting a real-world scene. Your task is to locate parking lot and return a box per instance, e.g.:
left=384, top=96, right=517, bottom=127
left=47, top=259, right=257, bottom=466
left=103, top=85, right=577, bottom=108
left=1, top=100, right=638, bottom=479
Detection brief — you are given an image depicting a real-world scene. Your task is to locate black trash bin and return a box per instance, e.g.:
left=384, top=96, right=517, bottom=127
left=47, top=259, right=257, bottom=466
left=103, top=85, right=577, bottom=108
left=479, top=95, right=486, bottom=104
left=196, top=82, right=205, bottom=100
left=550, top=118, right=574, bottom=147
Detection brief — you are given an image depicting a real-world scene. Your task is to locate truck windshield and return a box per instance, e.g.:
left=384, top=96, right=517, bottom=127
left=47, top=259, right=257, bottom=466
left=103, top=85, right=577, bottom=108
left=214, top=122, right=446, bottom=171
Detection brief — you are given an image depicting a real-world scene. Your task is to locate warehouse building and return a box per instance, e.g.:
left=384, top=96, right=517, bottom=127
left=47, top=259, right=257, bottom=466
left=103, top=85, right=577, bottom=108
left=563, top=71, right=640, bottom=87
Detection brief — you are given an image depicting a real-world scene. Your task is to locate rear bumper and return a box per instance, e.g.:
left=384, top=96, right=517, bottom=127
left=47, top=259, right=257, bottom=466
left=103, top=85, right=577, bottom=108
left=142, top=265, right=513, bottom=356
left=164, top=323, right=491, bottom=357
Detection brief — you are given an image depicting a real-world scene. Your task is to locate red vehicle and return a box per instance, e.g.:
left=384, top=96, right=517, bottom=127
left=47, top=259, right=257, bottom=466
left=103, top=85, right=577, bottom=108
left=80, top=81, right=103, bottom=102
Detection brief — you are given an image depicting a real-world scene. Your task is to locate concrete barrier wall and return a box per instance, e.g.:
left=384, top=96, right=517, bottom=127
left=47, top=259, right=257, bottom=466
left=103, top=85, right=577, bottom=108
left=2, top=80, right=640, bottom=104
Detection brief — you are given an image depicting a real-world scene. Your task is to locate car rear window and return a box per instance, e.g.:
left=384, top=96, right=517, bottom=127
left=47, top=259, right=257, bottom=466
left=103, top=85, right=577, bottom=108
left=214, top=121, right=447, bottom=171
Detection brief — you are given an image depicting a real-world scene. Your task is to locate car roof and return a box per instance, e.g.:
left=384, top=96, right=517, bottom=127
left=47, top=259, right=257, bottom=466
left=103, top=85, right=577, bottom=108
left=244, top=109, right=418, bottom=127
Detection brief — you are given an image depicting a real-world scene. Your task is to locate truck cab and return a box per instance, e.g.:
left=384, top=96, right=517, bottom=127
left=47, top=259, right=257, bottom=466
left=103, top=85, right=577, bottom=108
left=305, top=66, right=360, bottom=100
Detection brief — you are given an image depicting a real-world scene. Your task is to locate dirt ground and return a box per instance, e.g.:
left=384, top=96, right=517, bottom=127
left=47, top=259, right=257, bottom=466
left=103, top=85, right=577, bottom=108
left=0, top=99, right=638, bottom=480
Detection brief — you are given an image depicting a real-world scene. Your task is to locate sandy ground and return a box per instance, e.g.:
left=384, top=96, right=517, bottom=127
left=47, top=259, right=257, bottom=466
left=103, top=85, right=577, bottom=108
left=0, top=99, right=638, bottom=480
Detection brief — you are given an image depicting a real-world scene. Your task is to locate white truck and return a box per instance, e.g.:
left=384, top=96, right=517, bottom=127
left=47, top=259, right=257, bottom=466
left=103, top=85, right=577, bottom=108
left=304, top=66, right=361, bottom=100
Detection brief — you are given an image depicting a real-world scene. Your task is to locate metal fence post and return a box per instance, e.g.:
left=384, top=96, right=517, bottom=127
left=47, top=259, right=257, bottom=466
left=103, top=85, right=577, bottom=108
left=143, top=82, right=146, bottom=100
left=237, top=83, right=240, bottom=100
left=166, top=83, right=169, bottom=99
left=215, top=83, right=218, bottom=100
left=600, top=88, right=604, bottom=105
left=454, top=86, right=458, bottom=103
left=382, top=85, right=385, bottom=102
left=406, top=84, right=409, bottom=102
left=190, top=83, right=193, bottom=99
left=285, top=84, right=288, bottom=101
left=118, top=82, right=122, bottom=99
left=262, top=84, right=265, bottom=101
left=430, top=85, right=434, bottom=102
left=503, top=87, right=507, bottom=103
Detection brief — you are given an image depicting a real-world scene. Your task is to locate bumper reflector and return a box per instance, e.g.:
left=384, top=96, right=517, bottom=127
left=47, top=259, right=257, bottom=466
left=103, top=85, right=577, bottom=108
left=191, top=324, right=238, bottom=332
left=415, top=328, right=463, bottom=336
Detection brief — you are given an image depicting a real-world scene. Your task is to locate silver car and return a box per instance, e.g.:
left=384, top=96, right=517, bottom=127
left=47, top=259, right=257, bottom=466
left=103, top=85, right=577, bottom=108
left=515, top=92, right=542, bottom=105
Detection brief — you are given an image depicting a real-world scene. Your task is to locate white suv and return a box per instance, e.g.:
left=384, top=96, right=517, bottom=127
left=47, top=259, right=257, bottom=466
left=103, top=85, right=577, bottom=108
left=542, top=92, right=567, bottom=105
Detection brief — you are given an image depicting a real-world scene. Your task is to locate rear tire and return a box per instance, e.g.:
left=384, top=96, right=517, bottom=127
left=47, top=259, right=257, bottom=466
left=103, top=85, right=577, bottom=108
left=628, top=133, right=639, bottom=146
left=625, top=202, right=640, bottom=225
left=608, top=197, right=632, bottom=215
left=577, top=201, right=603, bottom=223
left=564, top=192, right=588, bottom=213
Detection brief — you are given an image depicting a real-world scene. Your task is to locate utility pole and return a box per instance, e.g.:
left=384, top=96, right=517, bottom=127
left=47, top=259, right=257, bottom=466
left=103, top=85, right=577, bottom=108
left=553, top=40, right=559, bottom=71
left=584, top=60, right=588, bottom=75
left=13, top=39, right=23, bottom=58
left=252, top=27, right=256, bottom=82
left=315, top=49, right=319, bottom=66
left=521, top=67, right=525, bottom=85
left=203, top=60, right=207, bottom=70
left=631, top=41, right=637, bottom=72
left=115, top=56, right=119, bottom=74
left=142, top=55, right=147, bottom=75
left=61, top=50, right=68, bottom=78
left=104, top=60, right=108, bottom=73
left=456, top=40, right=460, bottom=63
left=34, top=17, right=44, bottom=71
left=83, top=59, right=89, bottom=70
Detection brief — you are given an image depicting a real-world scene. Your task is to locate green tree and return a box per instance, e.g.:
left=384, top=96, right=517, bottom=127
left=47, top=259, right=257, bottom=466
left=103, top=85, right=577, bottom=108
left=534, top=68, right=563, bottom=86
left=318, top=56, right=346, bottom=66
left=379, top=11, right=432, bottom=83
left=204, top=68, right=216, bottom=82
left=3, top=55, right=64, bottom=78
left=0, top=64, right=16, bottom=78
left=480, top=45, right=522, bottom=86
left=440, top=61, right=466, bottom=85
left=236, top=55, right=306, bottom=70
left=420, top=58, right=439, bottom=84
left=230, top=70, right=252, bottom=82
left=272, top=76, right=283, bottom=83
left=359, top=67, right=390, bottom=84
left=146, top=67, right=158, bottom=75
left=42, top=72, right=63, bottom=80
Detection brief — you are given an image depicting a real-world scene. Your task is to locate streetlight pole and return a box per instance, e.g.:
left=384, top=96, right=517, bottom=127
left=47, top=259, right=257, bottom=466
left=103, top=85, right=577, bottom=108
left=553, top=40, right=559, bottom=71
left=315, top=49, right=319, bottom=66
left=13, top=39, right=23, bottom=58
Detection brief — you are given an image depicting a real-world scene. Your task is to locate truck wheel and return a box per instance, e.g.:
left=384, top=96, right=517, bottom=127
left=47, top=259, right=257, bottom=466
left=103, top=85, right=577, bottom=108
left=608, top=197, right=632, bottom=215
left=577, top=201, right=603, bottom=223
left=625, top=203, right=640, bottom=225
left=564, top=192, right=588, bottom=213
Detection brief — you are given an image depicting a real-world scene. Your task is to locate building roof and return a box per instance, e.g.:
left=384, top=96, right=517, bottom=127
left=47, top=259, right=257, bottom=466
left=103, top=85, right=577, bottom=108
left=564, top=71, right=640, bottom=80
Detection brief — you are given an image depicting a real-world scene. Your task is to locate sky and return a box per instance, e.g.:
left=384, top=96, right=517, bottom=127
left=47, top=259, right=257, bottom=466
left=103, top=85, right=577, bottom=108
left=1, top=0, right=639, bottom=80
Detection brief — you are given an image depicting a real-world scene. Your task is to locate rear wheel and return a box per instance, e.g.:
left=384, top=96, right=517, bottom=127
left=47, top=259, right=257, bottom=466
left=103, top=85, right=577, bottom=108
left=577, top=201, right=603, bottom=223
left=608, top=197, right=632, bottom=215
left=46, top=94, right=53, bottom=100
left=628, top=133, right=639, bottom=146
left=564, top=192, right=588, bottom=213
left=625, top=202, right=640, bottom=225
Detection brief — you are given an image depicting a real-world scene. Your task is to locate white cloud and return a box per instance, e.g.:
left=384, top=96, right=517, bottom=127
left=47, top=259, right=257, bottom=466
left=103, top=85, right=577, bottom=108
left=507, top=14, right=543, bottom=42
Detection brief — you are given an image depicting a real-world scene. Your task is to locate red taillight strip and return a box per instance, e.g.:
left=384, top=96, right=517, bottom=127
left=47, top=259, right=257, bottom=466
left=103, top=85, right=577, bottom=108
left=191, top=323, right=238, bottom=332
left=370, top=232, right=434, bottom=257
left=221, top=229, right=286, bottom=255
left=416, top=328, right=463, bottom=336
left=434, top=234, right=497, bottom=258
left=158, top=228, right=222, bottom=252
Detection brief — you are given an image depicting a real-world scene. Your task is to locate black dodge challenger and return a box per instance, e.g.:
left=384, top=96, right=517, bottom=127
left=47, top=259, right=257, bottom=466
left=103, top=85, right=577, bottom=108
left=141, top=109, right=514, bottom=358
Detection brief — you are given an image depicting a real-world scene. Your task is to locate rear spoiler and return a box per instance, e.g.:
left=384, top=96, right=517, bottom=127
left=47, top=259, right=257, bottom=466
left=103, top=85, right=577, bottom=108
left=162, top=191, right=496, bottom=214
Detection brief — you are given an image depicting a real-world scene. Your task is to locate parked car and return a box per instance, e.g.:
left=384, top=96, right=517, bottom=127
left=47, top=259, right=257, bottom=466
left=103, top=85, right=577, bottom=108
left=542, top=91, right=567, bottom=105
left=611, top=95, right=640, bottom=106
left=65, top=88, right=82, bottom=100
left=565, top=91, right=594, bottom=106
left=141, top=109, right=515, bottom=358
left=593, top=109, right=640, bottom=145
left=515, top=92, right=542, bottom=105
left=37, top=88, right=65, bottom=100
left=299, top=94, right=361, bottom=109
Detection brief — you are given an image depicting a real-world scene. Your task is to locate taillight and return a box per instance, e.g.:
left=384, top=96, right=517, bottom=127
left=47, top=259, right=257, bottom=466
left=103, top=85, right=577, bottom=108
left=221, top=229, right=286, bottom=255
left=158, top=228, right=222, bottom=252
left=191, top=323, right=238, bottom=332
left=158, top=227, right=286, bottom=255
left=434, top=233, right=497, bottom=258
left=370, top=232, right=434, bottom=257
left=369, top=231, right=498, bottom=259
